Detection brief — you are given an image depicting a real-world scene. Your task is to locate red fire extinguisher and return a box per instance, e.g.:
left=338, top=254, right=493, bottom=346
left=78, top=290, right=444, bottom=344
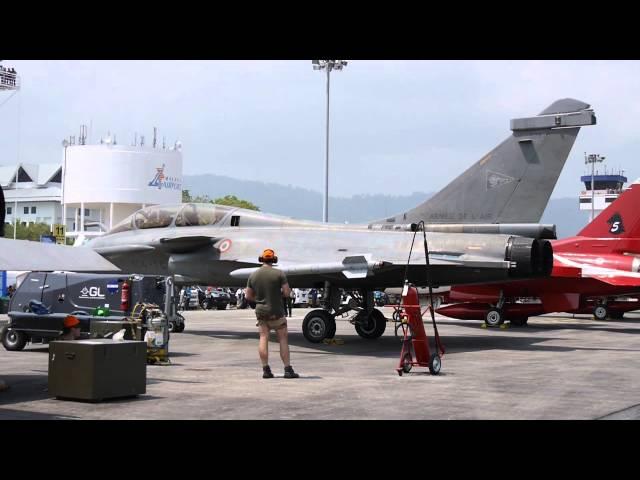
left=121, top=281, right=130, bottom=312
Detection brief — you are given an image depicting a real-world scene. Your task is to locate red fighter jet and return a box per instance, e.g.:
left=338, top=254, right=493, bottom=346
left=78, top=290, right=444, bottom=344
left=437, top=178, right=640, bottom=326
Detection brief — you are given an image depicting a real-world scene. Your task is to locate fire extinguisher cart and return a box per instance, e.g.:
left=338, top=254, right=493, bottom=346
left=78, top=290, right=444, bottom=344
left=396, top=284, right=445, bottom=376
left=395, top=220, right=445, bottom=376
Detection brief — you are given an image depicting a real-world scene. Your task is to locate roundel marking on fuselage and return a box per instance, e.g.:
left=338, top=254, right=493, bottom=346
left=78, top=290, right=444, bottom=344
left=218, top=239, right=232, bottom=253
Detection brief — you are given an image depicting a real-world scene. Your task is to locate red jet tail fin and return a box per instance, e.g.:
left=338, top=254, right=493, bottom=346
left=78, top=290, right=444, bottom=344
left=577, top=179, right=640, bottom=239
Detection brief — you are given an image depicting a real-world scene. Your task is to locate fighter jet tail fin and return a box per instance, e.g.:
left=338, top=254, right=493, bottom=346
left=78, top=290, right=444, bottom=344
left=577, top=179, right=640, bottom=239
left=373, top=99, right=596, bottom=225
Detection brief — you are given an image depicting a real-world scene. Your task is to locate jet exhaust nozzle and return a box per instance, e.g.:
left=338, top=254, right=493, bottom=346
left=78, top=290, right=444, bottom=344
left=505, top=237, right=553, bottom=279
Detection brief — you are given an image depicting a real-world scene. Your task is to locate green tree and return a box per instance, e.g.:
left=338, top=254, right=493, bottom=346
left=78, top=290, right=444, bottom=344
left=182, top=189, right=214, bottom=204
left=182, top=190, right=259, bottom=211
left=213, top=195, right=260, bottom=211
left=3, top=222, right=54, bottom=241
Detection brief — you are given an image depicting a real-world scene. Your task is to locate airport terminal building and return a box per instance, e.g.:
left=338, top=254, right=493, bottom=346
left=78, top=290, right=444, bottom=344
left=2, top=138, right=182, bottom=242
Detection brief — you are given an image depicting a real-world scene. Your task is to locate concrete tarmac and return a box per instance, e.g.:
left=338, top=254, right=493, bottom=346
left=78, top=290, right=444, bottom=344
left=0, top=308, right=639, bottom=419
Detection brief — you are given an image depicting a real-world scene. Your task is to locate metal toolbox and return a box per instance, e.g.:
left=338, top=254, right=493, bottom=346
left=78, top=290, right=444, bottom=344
left=48, top=339, right=146, bottom=401
left=90, top=320, right=142, bottom=341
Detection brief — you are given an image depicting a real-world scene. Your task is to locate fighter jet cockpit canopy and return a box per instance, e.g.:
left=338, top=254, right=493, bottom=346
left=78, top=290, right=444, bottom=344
left=109, top=203, right=235, bottom=234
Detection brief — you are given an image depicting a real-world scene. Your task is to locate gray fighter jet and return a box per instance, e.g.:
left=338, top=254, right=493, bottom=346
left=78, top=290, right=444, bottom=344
left=88, top=203, right=552, bottom=342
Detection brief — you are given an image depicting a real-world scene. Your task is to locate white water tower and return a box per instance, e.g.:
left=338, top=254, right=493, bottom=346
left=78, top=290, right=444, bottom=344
left=62, top=134, right=183, bottom=241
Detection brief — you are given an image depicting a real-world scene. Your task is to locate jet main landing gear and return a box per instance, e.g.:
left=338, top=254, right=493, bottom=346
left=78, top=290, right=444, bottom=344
left=299, top=285, right=388, bottom=343
left=353, top=309, right=387, bottom=339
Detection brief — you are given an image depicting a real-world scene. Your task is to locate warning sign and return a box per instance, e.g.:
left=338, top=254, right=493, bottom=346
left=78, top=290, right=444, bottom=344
left=53, top=224, right=66, bottom=244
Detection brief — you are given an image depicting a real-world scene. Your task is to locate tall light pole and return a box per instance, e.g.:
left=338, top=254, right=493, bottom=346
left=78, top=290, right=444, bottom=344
left=312, top=60, right=347, bottom=223
left=585, top=152, right=605, bottom=222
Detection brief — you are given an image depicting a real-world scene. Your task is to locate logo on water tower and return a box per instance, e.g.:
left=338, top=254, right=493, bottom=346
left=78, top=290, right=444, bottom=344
left=148, top=164, right=182, bottom=191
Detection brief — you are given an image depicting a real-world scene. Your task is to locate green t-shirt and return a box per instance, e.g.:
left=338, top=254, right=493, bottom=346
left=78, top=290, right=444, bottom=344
left=247, top=265, right=288, bottom=317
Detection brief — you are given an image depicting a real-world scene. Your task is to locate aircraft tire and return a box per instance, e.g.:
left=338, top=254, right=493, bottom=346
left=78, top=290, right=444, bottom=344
left=510, top=317, right=528, bottom=327
left=1, top=327, right=27, bottom=351
left=609, top=311, right=624, bottom=320
left=428, top=353, right=442, bottom=375
left=485, top=308, right=504, bottom=327
left=354, top=309, right=387, bottom=339
left=593, top=305, right=609, bottom=321
left=302, top=310, right=333, bottom=343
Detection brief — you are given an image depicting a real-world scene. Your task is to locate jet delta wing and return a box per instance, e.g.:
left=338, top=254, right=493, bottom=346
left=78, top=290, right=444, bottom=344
left=0, top=184, right=119, bottom=272
left=0, top=237, right=120, bottom=272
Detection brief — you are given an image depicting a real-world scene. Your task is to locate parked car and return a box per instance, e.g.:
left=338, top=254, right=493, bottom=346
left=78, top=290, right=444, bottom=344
left=201, top=287, right=230, bottom=310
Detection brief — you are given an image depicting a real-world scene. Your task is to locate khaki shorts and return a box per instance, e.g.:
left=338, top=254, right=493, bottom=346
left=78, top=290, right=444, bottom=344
left=256, top=313, right=287, bottom=331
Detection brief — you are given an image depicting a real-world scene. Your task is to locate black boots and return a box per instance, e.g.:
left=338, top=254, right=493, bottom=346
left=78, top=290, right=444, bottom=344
left=263, top=365, right=300, bottom=378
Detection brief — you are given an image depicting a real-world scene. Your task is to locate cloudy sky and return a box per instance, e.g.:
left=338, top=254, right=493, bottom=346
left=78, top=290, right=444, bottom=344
left=0, top=60, right=637, bottom=199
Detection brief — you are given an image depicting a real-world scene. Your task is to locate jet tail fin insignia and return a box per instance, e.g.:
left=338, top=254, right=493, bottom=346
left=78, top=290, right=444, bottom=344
left=578, top=179, right=640, bottom=240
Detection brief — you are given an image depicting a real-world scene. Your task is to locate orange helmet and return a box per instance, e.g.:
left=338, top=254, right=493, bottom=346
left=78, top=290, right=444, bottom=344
left=261, top=249, right=276, bottom=259
left=259, top=248, right=278, bottom=263
left=63, top=315, right=80, bottom=328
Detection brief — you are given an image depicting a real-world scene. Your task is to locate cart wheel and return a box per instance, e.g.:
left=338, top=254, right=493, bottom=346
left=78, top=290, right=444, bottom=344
left=510, top=316, right=528, bottom=327
left=428, top=353, right=441, bottom=375
left=402, top=353, right=413, bottom=373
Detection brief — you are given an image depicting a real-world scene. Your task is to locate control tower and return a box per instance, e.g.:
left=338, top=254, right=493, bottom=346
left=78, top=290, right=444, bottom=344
left=0, top=62, right=19, bottom=91
left=579, top=153, right=627, bottom=221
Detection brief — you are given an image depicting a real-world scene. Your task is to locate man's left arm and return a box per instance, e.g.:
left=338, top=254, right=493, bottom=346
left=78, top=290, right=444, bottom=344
left=245, top=276, right=256, bottom=302
left=281, top=272, right=291, bottom=298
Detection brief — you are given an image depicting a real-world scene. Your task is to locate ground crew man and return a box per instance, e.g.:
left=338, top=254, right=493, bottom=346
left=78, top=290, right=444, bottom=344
left=245, top=248, right=300, bottom=379
left=59, top=315, right=82, bottom=340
